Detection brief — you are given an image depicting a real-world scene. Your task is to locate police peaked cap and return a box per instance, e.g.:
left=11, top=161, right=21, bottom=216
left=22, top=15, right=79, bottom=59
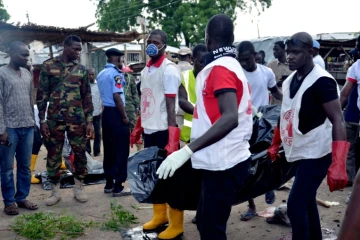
left=105, top=48, right=124, bottom=57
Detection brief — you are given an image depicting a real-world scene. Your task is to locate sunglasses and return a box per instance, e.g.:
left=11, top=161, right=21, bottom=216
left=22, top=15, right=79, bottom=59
left=284, top=39, right=312, bottom=48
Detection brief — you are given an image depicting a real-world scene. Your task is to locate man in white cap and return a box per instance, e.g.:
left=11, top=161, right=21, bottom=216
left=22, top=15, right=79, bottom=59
left=313, top=40, right=325, bottom=69
left=176, top=47, right=193, bottom=128
left=177, top=47, right=193, bottom=72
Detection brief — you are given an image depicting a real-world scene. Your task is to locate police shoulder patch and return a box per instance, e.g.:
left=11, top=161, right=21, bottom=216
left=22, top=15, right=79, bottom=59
left=114, top=75, right=122, bottom=83
left=114, top=75, right=123, bottom=89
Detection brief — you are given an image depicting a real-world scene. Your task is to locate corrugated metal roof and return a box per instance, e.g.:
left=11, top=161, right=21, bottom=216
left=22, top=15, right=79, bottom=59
left=236, top=36, right=288, bottom=63
left=313, top=32, right=357, bottom=41
left=91, top=42, right=180, bottom=53
left=0, top=21, right=143, bottom=52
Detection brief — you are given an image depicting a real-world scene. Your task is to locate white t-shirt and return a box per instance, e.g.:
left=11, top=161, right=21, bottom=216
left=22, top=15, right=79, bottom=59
left=313, top=55, right=325, bottom=69
left=243, top=64, right=276, bottom=108
left=144, top=63, right=181, bottom=134
left=34, top=105, right=40, bottom=128
left=347, top=60, right=360, bottom=110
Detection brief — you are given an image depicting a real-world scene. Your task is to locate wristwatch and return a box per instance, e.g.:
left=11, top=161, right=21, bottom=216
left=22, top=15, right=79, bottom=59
left=40, top=120, right=47, bottom=124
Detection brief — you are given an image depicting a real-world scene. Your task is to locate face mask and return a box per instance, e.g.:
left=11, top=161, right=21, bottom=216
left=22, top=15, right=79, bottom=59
left=146, top=44, right=164, bottom=56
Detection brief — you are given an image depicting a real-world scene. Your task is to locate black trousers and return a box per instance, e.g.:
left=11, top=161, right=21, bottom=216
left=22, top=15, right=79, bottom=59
left=32, top=125, right=42, bottom=155
left=102, top=107, right=129, bottom=183
left=356, top=127, right=360, bottom=171
left=144, top=130, right=168, bottom=149
left=287, top=154, right=332, bottom=240
left=196, top=157, right=252, bottom=240
left=86, top=114, right=101, bottom=155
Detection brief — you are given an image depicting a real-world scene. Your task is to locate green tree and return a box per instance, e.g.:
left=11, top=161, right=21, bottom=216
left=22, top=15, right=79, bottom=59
left=0, top=0, right=10, bottom=22
left=95, top=0, right=272, bottom=47
left=95, top=0, right=144, bottom=32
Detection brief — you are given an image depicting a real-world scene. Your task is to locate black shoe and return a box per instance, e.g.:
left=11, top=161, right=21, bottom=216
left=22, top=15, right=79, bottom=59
left=112, top=182, right=124, bottom=196
left=104, top=180, right=114, bottom=193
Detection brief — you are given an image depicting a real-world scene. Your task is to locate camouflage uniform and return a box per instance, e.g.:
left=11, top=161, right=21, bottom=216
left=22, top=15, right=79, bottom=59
left=36, top=56, right=93, bottom=181
left=124, top=73, right=140, bottom=130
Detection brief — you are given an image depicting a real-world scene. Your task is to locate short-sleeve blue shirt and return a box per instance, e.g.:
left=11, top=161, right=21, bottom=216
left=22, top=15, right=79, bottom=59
left=97, top=63, right=126, bottom=107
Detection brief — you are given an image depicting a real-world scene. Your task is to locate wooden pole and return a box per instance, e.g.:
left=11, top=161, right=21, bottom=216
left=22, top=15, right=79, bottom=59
left=323, top=47, right=335, bottom=59
left=49, top=45, right=53, bottom=58
left=124, top=43, right=127, bottom=65
left=142, top=24, right=146, bottom=63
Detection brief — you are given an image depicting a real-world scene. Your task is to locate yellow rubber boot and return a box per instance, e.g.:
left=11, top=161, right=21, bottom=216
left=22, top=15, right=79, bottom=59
left=30, top=154, right=40, bottom=184
left=158, top=206, right=184, bottom=240
left=60, top=157, right=67, bottom=170
left=143, top=204, right=168, bottom=231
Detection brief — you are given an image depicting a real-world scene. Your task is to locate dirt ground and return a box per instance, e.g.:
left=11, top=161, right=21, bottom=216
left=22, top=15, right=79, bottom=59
left=0, top=144, right=350, bottom=240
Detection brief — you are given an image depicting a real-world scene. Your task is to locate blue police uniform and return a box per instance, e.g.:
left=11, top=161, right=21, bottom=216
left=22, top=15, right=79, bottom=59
left=96, top=48, right=130, bottom=196
left=97, top=63, right=126, bottom=106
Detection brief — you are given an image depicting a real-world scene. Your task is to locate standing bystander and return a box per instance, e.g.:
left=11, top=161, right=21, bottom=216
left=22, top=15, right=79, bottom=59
left=37, top=35, right=94, bottom=206
left=86, top=68, right=102, bottom=157
left=121, top=64, right=140, bottom=132
left=176, top=47, right=193, bottom=129
left=312, top=40, right=325, bottom=69
left=0, top=41, right=38, bottom=215
left=267, top=41, right=293, bottom=105
left=97, top=48, right=130, bottom=197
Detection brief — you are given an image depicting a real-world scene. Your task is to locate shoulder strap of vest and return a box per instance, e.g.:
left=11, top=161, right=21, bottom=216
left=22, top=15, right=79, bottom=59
left=182, top=70, right=190, bottom=92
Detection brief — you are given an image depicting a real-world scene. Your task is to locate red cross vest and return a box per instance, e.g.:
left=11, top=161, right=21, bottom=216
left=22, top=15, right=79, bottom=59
left=190, top=57, right=253, bottom=171
left=140, top=58, right=180, bottom=131
left=280, top=65, right=339, bottom=162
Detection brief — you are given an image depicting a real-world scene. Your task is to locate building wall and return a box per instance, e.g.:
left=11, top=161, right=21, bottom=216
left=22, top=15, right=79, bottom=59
left=89, top=50, right=107, bottom=75
left=88, top=48, right=143, bottom=74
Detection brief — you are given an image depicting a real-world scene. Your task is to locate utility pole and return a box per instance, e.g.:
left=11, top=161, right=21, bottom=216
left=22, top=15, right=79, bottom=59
left=26, top=11, right=30, bottom=24
left=137, top=16, right=149, bottom=63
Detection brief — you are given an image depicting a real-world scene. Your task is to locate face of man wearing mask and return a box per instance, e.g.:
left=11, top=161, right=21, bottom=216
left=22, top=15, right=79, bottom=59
left=146, top=34, right=166, bottom=58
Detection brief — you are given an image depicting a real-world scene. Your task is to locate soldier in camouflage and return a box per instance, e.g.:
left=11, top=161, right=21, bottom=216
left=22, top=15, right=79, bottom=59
left=120, top=66, right=140, bottom=131
left=36, top=35, right=94, bottom=206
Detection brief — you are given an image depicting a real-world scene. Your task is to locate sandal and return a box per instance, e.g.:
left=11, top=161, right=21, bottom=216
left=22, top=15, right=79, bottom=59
left=4, top=203, right=19, bottom=215
left=17, top=200, right=38, bottom=210
left=240, top=211, right=257, bottom=221
left=265, top=191, right=276, bottom=205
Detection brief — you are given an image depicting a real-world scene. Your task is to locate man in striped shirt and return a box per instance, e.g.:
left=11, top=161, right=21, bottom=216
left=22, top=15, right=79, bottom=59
left=0, top=41, right=38, bottom=215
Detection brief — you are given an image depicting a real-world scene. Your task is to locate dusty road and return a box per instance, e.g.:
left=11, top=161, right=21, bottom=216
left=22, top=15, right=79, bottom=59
left=0, top=145, right=349, bottom=240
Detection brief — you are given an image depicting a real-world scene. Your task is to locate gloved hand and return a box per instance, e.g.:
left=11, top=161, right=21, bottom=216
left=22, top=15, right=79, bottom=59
left=130, top=116, right=143, bottom=148
left=327, top=141, right=350, bottom=192
left=267, top=126, right=282, bottom=162
left=164, top=126, right=181, bottom=156
left=156, top=145, right=193, bottom=179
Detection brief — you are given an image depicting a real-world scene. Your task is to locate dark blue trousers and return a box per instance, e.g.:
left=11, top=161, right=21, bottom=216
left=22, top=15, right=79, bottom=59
left=287, top=153, right=332, bottom=240
left=102, top=107, right=129, bottom=183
